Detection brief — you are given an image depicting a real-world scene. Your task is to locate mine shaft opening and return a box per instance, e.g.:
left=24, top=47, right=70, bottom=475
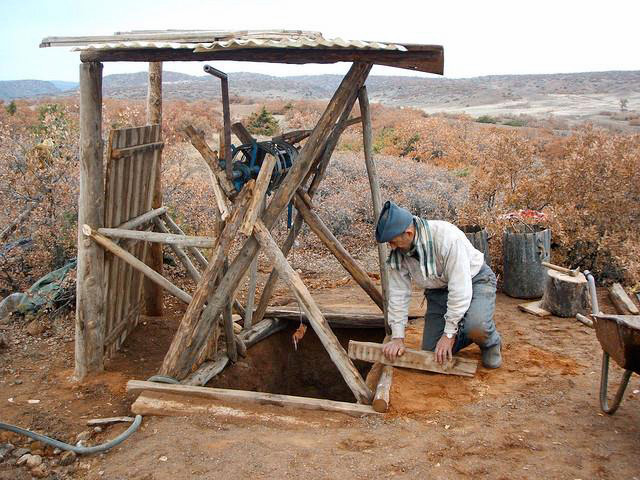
left=209, top=325, right=386, bottom=402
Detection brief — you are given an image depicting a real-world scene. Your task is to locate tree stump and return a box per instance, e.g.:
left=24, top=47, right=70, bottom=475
left=503, top=226, right=551, bottom=299
left=541, top=269, right=590, bottom=317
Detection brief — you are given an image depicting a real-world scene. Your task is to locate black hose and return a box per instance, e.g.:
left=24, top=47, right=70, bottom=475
left=0, top=415, right=142, bottom=455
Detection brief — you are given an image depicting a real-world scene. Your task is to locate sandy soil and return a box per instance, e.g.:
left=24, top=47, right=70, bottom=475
left=1, top=281, right=639, bottom=479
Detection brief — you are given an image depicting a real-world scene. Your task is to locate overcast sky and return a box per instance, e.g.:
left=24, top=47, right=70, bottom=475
left=1, top=0, right=638, bottom=81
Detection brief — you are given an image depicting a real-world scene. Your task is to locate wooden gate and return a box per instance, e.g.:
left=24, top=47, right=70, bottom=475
left=103, top=125, right=162, bottom=356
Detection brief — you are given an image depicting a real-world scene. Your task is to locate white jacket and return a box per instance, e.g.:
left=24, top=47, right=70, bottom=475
left=387, top=220, right=485, bottom=338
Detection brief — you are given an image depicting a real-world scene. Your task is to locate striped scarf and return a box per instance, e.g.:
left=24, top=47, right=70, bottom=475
left=387, top=216, right=437, bottom=279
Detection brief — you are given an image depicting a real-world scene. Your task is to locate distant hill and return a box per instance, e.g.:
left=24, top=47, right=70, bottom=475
left=3, top=70, right=639, bottom=123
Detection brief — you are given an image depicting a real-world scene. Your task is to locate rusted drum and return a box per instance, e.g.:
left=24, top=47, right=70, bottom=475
left=460, top=225, right=491, bottom=266
left=502, top=226, right=551, bottom=299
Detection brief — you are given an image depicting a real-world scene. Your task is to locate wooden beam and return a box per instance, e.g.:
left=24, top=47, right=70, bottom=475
left=112, top=141, right=163, bottom=159
left=348, top=341, right=477, bottom=377
left=231, top=122, right=255, bottom=145
left=182, top=352, right=229, bottom=386
left=160, top=62, right=372, bottom=380
left=75, top=61, right=105, bottom=380
left=252, top=95, right=364, bottom=326
left=161, top=213, right=210, bottom=268
left=262, top=308, right=421, bottom=328
left=184, top=125, right=235, bottom=197
left=116, top=206, right=167, bottom=230
left=144, top=61, right=164, bottom=318
left=97, top=227, right=216, bottom=248
left=293, top=192, right=384, bottom=311
left=359, top=86, right=391, bottom=336
left=609, top=283, right=640, bottom=315
left=373, top=365, right=393, bottom=413
left=238, top=317, right=287, bottom=346
left=159, top=182, right=254, bottom=377
left=239, top=155, right=276, bottom=236
left=253, top=220, right=373, bottom=404
left=153, top=217, right=201, bottom=283
left=79, top=47, right=445, bottom=76
left=222, top=260, right=237, bottom=363
left=83, top=225, right=193, bottom=305
left=244, top=257, right=258, bottom=330
left=127, top=381, right=380, bottom=417
left=273, top=117, right=362, bottom=145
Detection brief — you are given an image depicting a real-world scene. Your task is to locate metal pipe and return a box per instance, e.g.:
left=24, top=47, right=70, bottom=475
left=584, top=270, right=600, bottom=315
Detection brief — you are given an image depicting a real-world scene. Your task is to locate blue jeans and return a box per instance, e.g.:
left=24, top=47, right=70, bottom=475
left=422, top=263, right=501, bottom=353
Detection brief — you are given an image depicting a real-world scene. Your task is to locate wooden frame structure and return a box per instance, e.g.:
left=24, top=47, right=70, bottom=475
left=44, top=30, right=445, bottom=412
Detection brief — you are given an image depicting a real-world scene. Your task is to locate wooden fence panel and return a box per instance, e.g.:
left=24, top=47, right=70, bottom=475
left=103, top=125, right=161, bottom=356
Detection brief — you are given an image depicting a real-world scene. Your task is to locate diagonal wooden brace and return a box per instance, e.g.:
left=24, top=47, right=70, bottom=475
left=253, top=220, right=373, bottom=404
left=292, top=191, right=384, bottom=310
left=160, top=62, right=372, bottom=379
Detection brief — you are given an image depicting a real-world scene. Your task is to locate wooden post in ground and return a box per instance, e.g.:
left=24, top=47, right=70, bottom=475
left=359, top=86, right=391, bottom=336
left=253, top=221, right=373, bottom=404
left=75, top=61, right=105, bottom=380
left=144, top=61, right=164, bottom=317
left=160, top=62, right=372, bottom=379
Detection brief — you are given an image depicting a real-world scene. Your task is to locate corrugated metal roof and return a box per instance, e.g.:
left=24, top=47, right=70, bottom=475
left=70, top=35, right=407, bottom=53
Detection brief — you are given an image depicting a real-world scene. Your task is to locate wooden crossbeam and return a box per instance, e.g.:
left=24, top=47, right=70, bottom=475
left=153, top=217, right=201, bottom=282
left=253, top=220, right=373, bottom=404
left=348, top=341, right=478, bottom=377
left=83, top=225, right=193, bottom=304
left=112, top=141, right=164, bottom=159
left=160, top=62, right=372, bottom=380
left=116, top=206, right=167, bottom=230
left=185, top=125, right=235, bottom=198
left=97, top=227, right=215, bottom=248
left=128, top=381, right=380, bottom=417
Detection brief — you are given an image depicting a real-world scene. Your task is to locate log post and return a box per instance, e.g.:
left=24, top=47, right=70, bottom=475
left=160, top=62, right=372, bottom=379
left=359, top=86, right=391, bottom=336
left=144, top=61, right=164, bottom=317
left=293, top=192, right=384, bottom=310
left=75, top=61, right=105, bottom=380
left=253, top=221, right=373, bottom=404
left=373, top=365, right=393, bottom=413
left=222, top=260, right=238, bottom=362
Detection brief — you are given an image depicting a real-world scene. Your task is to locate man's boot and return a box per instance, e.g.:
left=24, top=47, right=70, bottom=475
left=482, top=343, right=502, bottom=369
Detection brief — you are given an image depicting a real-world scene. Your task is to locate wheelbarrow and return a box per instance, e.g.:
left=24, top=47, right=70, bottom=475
left=585, top=272, right=640, bottom=414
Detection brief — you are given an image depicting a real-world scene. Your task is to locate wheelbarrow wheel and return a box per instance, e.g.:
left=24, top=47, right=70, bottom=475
left=599, top=351, right=633, bottom=414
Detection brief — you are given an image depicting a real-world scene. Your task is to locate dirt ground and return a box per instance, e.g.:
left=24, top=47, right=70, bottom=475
left=0, top=278, right=639, bottom=479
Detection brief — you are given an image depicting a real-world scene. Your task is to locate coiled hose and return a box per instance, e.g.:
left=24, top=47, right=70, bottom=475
left=0, top=375, right=179, bottom=454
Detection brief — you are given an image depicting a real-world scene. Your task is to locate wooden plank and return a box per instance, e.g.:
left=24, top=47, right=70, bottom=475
left=231, top=122, right=255, bottom=145
left=244, top=257, right=258, bottom=331
left=359, top=86, right=390, bottom=336
left=116, top=206, right=168, bottom=230
left=518, top=300, right=551, bottom=318
left=373, top=365, right=393, bottom=413
left=184, top=125, right=235, bottom=198
left=239, top=154, right=276, bottom=236
left=609, top=283, right=640, bottom=315
left=182, top=352, right=229, bottom=386
left=348, top=341, right=477, bottom=377
left=253, top=220, right=373, bottom=404
left=238, top=318, right=287, bottom=346
left=293, top=192, right=384, bottom=310
left=86, top=416, right=135, bottom=426
left=79, top=47, right=445, bottom=76
left=75, top=61, right=105, bottom=380
left=127, top=381, right=380, bottom=417
left=222, top=260, right=237, bottom=363
left=112, top=141, right=164, bottom=159
left=97, top=227, right=216, bottom=248
left=262, top=308, right=420, bottom=328
left=160, top=62, right=372, bottom=380
left=84, top=225, right=193, bottom=304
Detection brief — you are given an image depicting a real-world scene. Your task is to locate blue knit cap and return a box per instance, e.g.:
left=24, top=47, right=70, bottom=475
left=375, top=201, right=413, bottom=243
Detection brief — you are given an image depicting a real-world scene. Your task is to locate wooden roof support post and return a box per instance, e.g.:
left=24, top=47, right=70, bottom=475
left=252, top=96, right=363, bottom=326
left=160, top=62, right=372, bottom=379
left=359, top=86, right=391, bottom=336
left=253, top=221, right=373, bottom=404
left=75, top=62, right=105, bottom=380
left=144, top=61, right=164, bottom=317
